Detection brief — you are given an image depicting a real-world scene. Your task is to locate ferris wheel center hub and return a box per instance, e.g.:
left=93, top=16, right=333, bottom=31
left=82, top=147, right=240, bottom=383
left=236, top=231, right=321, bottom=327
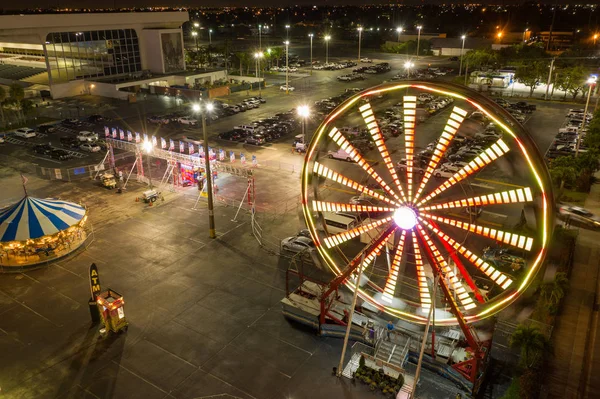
left=393, top=206, right=418, bottom=230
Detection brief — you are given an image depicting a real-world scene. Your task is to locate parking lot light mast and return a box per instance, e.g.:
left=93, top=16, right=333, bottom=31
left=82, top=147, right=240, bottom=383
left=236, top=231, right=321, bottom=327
left=404, top=61, right=414, bottom=78
left=324, top=35, right=331, bottom=64
left=297, top=105, right=310, bottom=142
left=459, top=35, right=466, bottom=76
left=308, top=33, right=314, bottom=75
left=357, top=27, right=363, bottom=64
left=416, top=26, right=422, bottom=60
left=576, top=75, right=597, bottom=157
left=194, top=102, right=217, bottom=239
left=142, top=139, right=153, bottom=188
left=284, top=41, right=290, bottom=94
left=258, top=24, right=262, bottom=51
left=594, top=34, right=599, bottom=46
left=396, top=27, right=403, bottom=42
left=209, top=29, right=213, bottom=45
left=254, top=52, right=263, bottom=96
left=285, top=24, right=290, bottom=40
left=523, top=28, right=529, bottom=43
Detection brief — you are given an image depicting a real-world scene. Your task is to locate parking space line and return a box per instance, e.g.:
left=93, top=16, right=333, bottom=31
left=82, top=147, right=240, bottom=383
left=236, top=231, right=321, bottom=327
left=474, top=178, right=525, bottom=189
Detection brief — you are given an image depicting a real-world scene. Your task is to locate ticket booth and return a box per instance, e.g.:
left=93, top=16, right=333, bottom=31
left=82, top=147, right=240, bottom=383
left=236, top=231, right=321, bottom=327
left=96, top=289, right=128, bottom=334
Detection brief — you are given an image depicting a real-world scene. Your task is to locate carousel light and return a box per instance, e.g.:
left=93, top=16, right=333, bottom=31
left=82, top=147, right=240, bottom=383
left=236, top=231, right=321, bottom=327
left=403, top=96, right=417, bottom=201
left=382, top=230, right=407, bottom=303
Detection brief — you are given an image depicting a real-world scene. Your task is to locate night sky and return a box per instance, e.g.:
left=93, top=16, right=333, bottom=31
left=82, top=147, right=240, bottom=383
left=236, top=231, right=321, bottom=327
left=0, top=0, right=584, bottom=11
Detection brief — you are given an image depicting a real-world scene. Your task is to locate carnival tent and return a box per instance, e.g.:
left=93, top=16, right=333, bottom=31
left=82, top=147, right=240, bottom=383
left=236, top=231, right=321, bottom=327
left=0, top=197, right=86, bottom=242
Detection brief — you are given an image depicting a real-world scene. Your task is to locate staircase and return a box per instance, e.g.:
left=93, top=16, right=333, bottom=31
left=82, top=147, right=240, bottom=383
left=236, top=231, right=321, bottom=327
left=374, top=338, right=410, bottom=369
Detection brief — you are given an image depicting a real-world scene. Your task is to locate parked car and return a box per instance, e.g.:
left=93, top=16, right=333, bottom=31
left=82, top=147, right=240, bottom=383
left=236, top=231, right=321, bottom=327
left=37, top=124, right=57, bottom=134
left=327, top=149, right=353, bottom=161
left=360, top=57, right=372, bottom=63
left=50, top=149, right=72, bottom=160
left=33, top=144, right=53, bottom=155
left=433, top=167, right=454, bottom=179
left=60, top=137, right=80, bottom=149
left=147, top=115, right=170, bottom=124
left=77, top=131, right=98, bottom=142
left=281, top=236, right=316, bottom=253
left=245, top=134, right=266, bottom=145
left=178, top=116, right=198, bottom=126
left=80, top=143, right=101, bottom=152
left=14, top=128, right=37, bottom=138
left=280, top=85, right=295, bottom=91
left=558, top=205, right=600, bottom=227
left=182, top=135, right=203, bottom=145
left=87, top=114, right=104, bottom=123
left=61, top=119, right=81, bottom=127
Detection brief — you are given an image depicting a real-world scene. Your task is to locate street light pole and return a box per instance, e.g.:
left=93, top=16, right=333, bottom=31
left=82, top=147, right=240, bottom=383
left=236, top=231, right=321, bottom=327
left=258, top=24, right=262, bottom=51
left=308, top=33, right=314, bottom=75
left=142, top=140, right=153, bottom=188
left=284, top=40, right=290, bottom=94
left=201, top=104, right=216, bottom=239
left=297, top=105, right=310, bottom=142
left=459, top=35, right=466, bottom=77
left=325, top=35, right=331, bottom=64
left=396, top=27, right=403, bottom=42
left=254, top=52, right=263, bottom=96
left=576, top=76, right=597, bottom=157
left=357, top=27, right=363, bottom=64
left=404, top=61, right=413, bottom=78
left=416, top=26, right=422, bottom=60
left=545, top=57, right=556, bottom=100
left=209, top=29, right=212, bottom=45
left=523, top=28, right=529, bottom=43
left=285, top=24, right=290, bottom=40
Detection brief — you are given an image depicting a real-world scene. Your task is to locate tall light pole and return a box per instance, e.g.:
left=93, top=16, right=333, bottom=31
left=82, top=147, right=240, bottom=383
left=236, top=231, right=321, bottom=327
left=258, top=24, right=262, bottom=51
left=594, top=34, right=599, bottom=46
left=324, top=35, right=331, bottom=64
left=357, top=27, right=363, bottom=64
left=297, top=105, right=310, bottom=142
left=254, top=51, right=263, bottom=96
left=194, top=102, right=217, bottom=239
left=396, top=27, right=403, bottom=42
left=285, top=24, right=290, bottom=40
left=576, top=75, right=597, bottom=157
left=497, top=31, right=503, bottom=44
left=194, top=22, right=199, bottom=29
left=404, top=61, right=414, bottom=78
left=416, top=25, right=422, bottom=60
left=284, top=40, right=290, bottom=94
left=523, top=28, right=529, bottom=43
left=308, top=33, right=314, bottom=75
left=209, top=29, right=213, bottom=45
left=191, top=31, right=199, bottom=64
left=459, top=35, right=466, bottom=76
left=142, top=140, right=153, bottom=188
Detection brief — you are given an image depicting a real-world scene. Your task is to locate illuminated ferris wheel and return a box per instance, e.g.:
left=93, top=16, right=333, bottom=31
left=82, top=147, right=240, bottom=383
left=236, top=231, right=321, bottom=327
left=301, top=82, right=553, bottom=326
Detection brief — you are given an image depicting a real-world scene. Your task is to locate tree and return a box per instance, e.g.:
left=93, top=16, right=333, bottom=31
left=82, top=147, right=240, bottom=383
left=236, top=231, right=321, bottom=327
left=514, top=61, right=546, bottom=96
left=8, top=83, right=26, bottom=123
left=510, top=325, right=550, bottom=369
left=555, top=66, right=586, bottom=100
left=269, top=47, right=284, bottom=68
left=462, top=49, right=499, bottom=70
left=549, top=155, right=578, bottom=193
left=541, top=272, right=569, bottom=307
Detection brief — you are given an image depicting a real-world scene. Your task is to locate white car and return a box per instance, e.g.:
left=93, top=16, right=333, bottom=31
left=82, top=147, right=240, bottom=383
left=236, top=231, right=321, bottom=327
left=0, top=136, right=5, bottom=144
left=441, top=161, right=468, bottom=172
left=327, top=149, right=354, bottom=162
left=280, top=85, right=295, bottom=92
left=14, top=128, right=37, bottom=139
left=433, top=167, right=454, bottom=179
left=80, top=143, right=101, bottom=152
left=281, top=236, right=315, bottom=253
left=77, top=131, right=98, bottom=142
left=360, top=58, right=372, bottom=63
left=178, top=116, right=198, bottom=126
left=558, top=205, right=600, bottom=227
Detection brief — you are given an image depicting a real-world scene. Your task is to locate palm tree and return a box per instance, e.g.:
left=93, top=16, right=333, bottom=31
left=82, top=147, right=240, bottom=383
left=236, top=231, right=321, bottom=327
left=549, top=272, right=569, bottom=305
left=549, top=164, right=577, bottom=196
left=510, top=325, right=551, bottom=369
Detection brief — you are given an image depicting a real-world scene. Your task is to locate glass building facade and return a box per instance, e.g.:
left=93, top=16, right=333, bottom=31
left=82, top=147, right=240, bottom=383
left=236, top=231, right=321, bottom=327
left=45, top=29, right=142, bottom=83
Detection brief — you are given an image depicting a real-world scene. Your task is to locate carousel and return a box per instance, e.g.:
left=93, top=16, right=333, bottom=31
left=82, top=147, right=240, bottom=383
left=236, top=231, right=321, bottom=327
left=0, top=196, right=89, bottom=270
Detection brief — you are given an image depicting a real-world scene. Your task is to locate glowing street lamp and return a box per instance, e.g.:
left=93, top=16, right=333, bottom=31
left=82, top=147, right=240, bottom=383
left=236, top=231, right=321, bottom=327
left=357, top=27, right=363, bottom=64
left=396, top=27, right=403, bottom=42
left=193, top=22, right=199, bottom=28
left=285, top=24, right=290, bottom=40
left=191, top=31, right=199, bottom=55
left=594, top=34, right=599, bottom=46
left=308, top=33, right=314, bottom=74
left=497, top=31, right=503, bottom=44
left=404, top=61, right=414, bottom=78
left=142, top=139, right=153, bottom=188
left=416, top=25, right=422, bottom=60
left=523, top=28, right=529, bottom=43
left=297, top=105, right=310, bottom=141
left=284, top=40, right=290, bottom=94
left=258, top=24, right=262, bottom=51
left=459, top=35, right=466, bottom=77
left=576, top=75, right=597, bottom=156
left=209, top=29, right=213, bottom=45
left=324, top=35, right=331, bottom=64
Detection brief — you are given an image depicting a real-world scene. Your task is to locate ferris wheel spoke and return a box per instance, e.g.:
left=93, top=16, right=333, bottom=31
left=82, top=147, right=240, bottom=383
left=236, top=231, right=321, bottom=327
left=403, top=96, right=417, bottom=202
left=420, top=187, right=534, bottom=212
left=348, top=225, right=398, bottom=278
left=420, top=219, right=514, bottom=290
left=414, top=106, right=468, bottom=203
left=411, top=232, right=432, bottom=309
left=416, top=139, right=510, bottom=207
left=322, top=216, right=393, bottom=249
left=419, top=212, right=534, bottom=252
left=313, top=162, right=400, bottom=206
left=416, top=224, right=477, bottom=311
left=382, top=230, right=408, bottom=304
left=359, top=103, right=408, bottom=203
left=312, top=200, right=396, bottom=214
left=328, top=127, right=403, bottom=202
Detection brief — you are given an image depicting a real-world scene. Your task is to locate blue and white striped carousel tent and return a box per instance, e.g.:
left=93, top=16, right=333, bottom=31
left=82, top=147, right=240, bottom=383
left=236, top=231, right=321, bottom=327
left=0, top=197, right=86, bottom=242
